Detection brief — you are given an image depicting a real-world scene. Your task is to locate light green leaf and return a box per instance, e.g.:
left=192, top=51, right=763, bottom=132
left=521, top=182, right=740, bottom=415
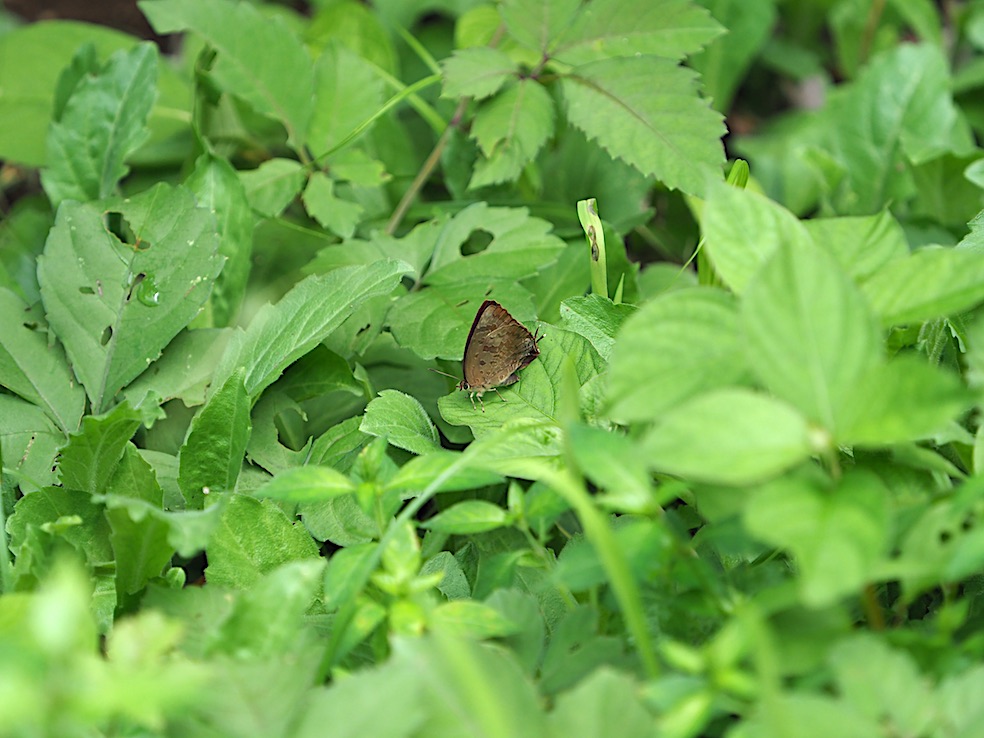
left=561, top=56, right=725, bottom=196
left=308, top=41, right=385, bottom=154
left=839, top=357, right=972, bottom=446
left=421, top=500, right=511, bottom=534
left=429, top=600, right=519, bottom=638
left=204, top=493, right=319, bottom=589
left=469, top=79, right=555, bottom=188
left=548, top=668, right=654, bottom=738
left=701, top=181, right=813, bottom=293
left=607, top=288, right=747, bottom=422
left=744, top=471, right=889, bottom=607
left=552, top=0, right=724, bottom=63
left=501, top=0, right=580, bottom=54
left=177, top=369, right=251, bottom=509
left=742, top=243, right=879, bottom=431
left=861, top=246, right=984, bottom=326
left=42, top=43, right=157, bottom=208
left=185, top=153, right=255, bottom=327
left=0, top=288, right=84, bottom=434
left=141, top=0, right=314, bottom=148
left=557, top=294, right=635, bottom=361
left=384, top=450, right=504, bottom=495
left=255, top=465, right=356, bottom=503
left=441, top=47, right=518, bottom=99
left=37, top=184, right=223, bottom=412
left=0, top=395, right=63, bottom=493
left=361, top=390, right=440, bottom=455
left=803, top=210, right=908, bottom=282
left=239, top=158, right=306, bottom=218
left=6, top=486, right=114, bottom=567
left=824, top=43, right=964, bottom=214
left=213, top=259, right=410, bottom=401
left=123, top=328, right=233, bottom=409
left=642, top=389, right=814, bottom=485
left=302, top=172, right=364, bottom=238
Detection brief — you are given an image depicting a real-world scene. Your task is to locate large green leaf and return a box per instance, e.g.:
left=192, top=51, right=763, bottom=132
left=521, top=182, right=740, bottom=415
left=141, top=0, right=315, bottom=148
left=42, top=43, right=157, bottom=208
left=561, top=56, right=725, bottom=196
left=38, top=184, right=222, bottom=412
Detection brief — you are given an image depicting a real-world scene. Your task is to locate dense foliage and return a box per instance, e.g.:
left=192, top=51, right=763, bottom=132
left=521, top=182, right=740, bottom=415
left=3, top=0, right=984, bottom=735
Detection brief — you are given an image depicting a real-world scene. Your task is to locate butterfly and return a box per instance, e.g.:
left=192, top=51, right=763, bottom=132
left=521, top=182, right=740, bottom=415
left=443, top=300, right=542, bottom=411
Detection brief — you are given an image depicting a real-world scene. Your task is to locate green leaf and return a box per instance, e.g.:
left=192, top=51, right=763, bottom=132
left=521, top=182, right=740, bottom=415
left=441, top=47, right=518, bottom=100
left=802, top=210, right=908, bottom=282
left=421, top=500, right=511, bottom=534
left=548, top=668, right=654, bottom=738
left=204, top=493, right=319, bottom=589
left=552, top=0, right=724, bottom=63
left=384, top=450, right=504, bottom=495
left=58, top=402, right=142, bottom=496
left=254, top=465, right=356, bottom=504
left=308, top=41, right=385, bottom=154
left=702, top=181, right=813, bottom=293
left=861, top=246, right=984, bottom=326
left=607, top=287, right=747, bottom=422
left=41, top=43, right=157, bottom=208
left=824, top=43, right=964, bottom=214
left=177, top=369, right=251, bottom=509
left=500, top=0, right=580, bottom=54
left=239, top=158, right=306, bottom=218
left=302, top=172, right=364, bottom=238
left=567, top=425, right=654, bottom=514
left=0, top=288, right=85, bottom=434
left=469, top=79, right=555, bottom=188
left=742, top=242, right=879, bottom=432
left=360, top=390, right=440, bottom=455
left=37, top=184, right=223, bottom=412
left=213, top=259, right=410, bottom=401
left=557, top=295, right=635, bottom=361
left=7, top=486, right=114, bottom=569
left=429, top=600, right=519, bottom=638
left=561, top=56, right=725, bottom=196
left=838, top=357, right=972, bottom=446
left=104, top=445, right=172, bottom=595
left=0, top=395, right=63, bottom=493
left=744, top=471, right=889, bottom=607
left=642, top=388, right=814, bottom=486
left=141, top=0, right=314, bottom=148
left=185, top=153, right=255, bottom=327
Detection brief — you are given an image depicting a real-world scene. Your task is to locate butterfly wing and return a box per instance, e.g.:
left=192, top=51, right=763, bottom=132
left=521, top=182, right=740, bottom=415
left=461, top=301, right=540, bottom=392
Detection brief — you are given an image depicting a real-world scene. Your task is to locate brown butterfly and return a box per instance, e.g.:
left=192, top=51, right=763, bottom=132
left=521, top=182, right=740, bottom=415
left=441, top=300, right=542, bottom=411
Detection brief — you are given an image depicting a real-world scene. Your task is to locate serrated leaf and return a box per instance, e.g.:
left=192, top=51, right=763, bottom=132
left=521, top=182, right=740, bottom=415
left=37, top=184, right=222, bottom=412
left=360, top=390, right=440, bottom=455
left=239, top=158, right=306, bottom=218
left=0, top=288, right=85, bottom=434
left=204, top=493, right=319, bottom=589
left=500, top=0, right=580, bottom=54
left=469, top=79, right=555, bottom=188
left=607, top=287, right=747, bottom=422
left=254, top=465, right=356, bottom=503
left=642, top=388, right=813, bottom=485
left=308, top=41, right=385, bottom=154
left=803, top=210, right=908, bottom=282
left=141, top=0, right=314, bottom=148
left=42, top=43, right=157, bottom=208
left=742, top=243, right=879, bottom=432
left=302, top=172, right=364, bottom=238
left=6, top=486, right=114, bottom=567
left=561, top=56, right=725, bottom=196
left=552, top=0, right=724, bottom=64
left=177, top=369, right=251, bottom=509
left=213, top=259, right=410, bottom=401
left=441, top=47, right=518, bottom=99
left=58, top=402, right=142, bottom=496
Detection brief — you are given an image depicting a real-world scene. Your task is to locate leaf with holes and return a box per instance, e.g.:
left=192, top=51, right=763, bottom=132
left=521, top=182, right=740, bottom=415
left=37, top=183, right=222, bottom=412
